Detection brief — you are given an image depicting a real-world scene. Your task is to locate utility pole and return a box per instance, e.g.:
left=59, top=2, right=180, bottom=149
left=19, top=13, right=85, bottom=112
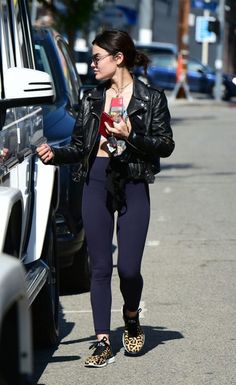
left=214, top=0, right=225, bottom=101
left=138, top=0, right=153, bottom=43
left=171, top=0, right=192, bottom=100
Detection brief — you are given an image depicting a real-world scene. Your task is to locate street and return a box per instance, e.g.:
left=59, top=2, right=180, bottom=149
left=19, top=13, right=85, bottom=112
left=34, top=98, right=236, bottom=385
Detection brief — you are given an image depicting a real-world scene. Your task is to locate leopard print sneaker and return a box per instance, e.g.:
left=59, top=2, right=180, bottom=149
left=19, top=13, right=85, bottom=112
left=84, top=337, right=115, bottom=368
left=122, top=308, right=145, bottom=355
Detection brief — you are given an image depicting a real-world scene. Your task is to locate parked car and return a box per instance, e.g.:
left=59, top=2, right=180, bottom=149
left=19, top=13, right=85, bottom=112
left=0, top=0, right=59, bottom=352
left=73, top=43, right=90, bottom=82
left=33, top=27, right=90, bottom=293
left=134, top=41, right=236, bottom=100
left=0, top=254, right=33, bottom=385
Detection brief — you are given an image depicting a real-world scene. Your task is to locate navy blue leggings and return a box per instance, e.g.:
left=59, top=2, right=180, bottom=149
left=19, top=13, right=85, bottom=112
left=82, top=157, right=150, bottom=334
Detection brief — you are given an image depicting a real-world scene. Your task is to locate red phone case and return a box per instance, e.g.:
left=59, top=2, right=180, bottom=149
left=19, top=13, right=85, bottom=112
left=99, top=112, right=114, bottom=138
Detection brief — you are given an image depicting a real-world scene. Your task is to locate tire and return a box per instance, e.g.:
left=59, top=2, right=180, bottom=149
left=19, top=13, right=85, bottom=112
left=60, top=239, right=90, bottom=294
left=32, top=207, right=59, bottom=348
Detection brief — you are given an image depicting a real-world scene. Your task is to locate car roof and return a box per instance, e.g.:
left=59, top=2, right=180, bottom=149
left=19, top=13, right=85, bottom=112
left=32, top=26, right=65, bottom=45
left=135, top=41, right=177, bottom=54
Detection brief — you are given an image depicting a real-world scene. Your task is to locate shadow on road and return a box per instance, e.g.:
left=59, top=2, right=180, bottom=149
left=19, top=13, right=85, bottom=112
left=111, top=325, right=184, bottom=356
left=33, top=302, right=78, bottom=384
left=34, top=314, right=183, bottom=384
left=161, top=162, right=196, bottom=171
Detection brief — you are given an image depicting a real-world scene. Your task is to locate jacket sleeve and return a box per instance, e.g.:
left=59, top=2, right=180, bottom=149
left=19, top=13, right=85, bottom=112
left=126, top=90, right=175, bottom=158
left=49, top=96, right=87, bottom=165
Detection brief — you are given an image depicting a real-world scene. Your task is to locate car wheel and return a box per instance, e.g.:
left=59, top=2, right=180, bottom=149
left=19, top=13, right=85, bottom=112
left=60, top=239, right=90, bottom=294
left=32, top=207, right=59, bottom=348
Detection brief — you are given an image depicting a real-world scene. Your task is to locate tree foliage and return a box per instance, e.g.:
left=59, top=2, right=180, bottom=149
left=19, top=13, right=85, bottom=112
left=32, top=0, right=98, bottom=49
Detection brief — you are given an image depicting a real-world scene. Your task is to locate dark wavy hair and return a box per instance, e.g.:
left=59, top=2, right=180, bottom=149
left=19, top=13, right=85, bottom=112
left=92, top=29, right=150, bottom=75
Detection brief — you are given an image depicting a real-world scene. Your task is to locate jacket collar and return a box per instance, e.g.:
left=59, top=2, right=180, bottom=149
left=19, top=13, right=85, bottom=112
left=88, top=77, right=150, bottom=115
left=128, top=77, right=150, bottom=115
left=88, top=81, right=109, bottom=100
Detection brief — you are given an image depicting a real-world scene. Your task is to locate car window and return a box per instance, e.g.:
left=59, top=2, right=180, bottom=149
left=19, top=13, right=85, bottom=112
left=12, top=0, right=34, bottom=68
left=57, top=38, right=81, bottom=105
left=149, top=53, right=176, bottom=68
left=1, top=0, right=34, bottom=70
left=136, top=46, right=176, bottom=68
left=1, top=0, right=15, bottom=70
left=188, top=59, right=205, bottom=73
left=34, top=43, right=56, bottom=95
left=0, top=0, right=44, bottom=163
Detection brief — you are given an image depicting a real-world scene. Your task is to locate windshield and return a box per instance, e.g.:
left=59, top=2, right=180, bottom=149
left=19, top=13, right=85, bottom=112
left=136, top=46, right=176, bottom=68
left=149, top=53, right=176, bottom=68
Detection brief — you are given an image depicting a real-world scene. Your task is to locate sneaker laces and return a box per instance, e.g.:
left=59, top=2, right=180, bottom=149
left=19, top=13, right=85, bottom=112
left=125, top=308, right=142, bottom=337
left=89, top=337, right=108, bottom=355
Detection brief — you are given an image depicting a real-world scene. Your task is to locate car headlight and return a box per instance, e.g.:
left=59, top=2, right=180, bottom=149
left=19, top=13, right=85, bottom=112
left=232, top=77, right=236, bottom=85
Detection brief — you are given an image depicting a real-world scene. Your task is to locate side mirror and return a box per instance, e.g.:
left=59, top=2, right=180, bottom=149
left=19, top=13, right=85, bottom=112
left=197, top=68, right=204, bottom=74
left=0, top=67, right=54, bottom=108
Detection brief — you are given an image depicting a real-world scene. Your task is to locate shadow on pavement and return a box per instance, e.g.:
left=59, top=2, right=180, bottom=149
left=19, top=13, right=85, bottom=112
left=111, top=325, right=184, bottom=356
left=34, top=321, right=183, bottom=383
left=161, top=162, right=196, bottom=171
left=33, top=302, right=77, bottom=384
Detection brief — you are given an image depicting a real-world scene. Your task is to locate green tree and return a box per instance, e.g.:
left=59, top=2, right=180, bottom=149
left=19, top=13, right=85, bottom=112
left=32, top=0, right=99, bottom=50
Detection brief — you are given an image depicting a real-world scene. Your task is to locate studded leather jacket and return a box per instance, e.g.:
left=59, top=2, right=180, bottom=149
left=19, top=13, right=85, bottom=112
left=50, top=77, right=175, bottom=183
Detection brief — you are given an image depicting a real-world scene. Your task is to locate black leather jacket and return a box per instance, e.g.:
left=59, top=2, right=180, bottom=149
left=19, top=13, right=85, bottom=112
left=51, top=77, right=175, bottom=183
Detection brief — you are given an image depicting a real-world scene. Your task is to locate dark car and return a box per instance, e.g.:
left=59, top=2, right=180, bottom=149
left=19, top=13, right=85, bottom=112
left=33, top=27, right=90, bottom=293
left=73, top=47, right=98, bottom=85
left=134, top=41, right=236, bottom=100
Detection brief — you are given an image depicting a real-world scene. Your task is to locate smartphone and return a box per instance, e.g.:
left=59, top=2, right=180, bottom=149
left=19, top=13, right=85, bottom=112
left=99, top=112, right=114, bottom=138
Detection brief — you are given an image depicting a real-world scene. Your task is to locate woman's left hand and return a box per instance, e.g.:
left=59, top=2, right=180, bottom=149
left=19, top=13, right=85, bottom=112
left=0, top=148, right=9, bottom=161
left=105, top=118, right=130, bottom=139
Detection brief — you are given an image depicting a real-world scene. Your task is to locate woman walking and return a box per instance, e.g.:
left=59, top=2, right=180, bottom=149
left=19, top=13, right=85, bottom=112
left=37, top=29, right=175, bottom=367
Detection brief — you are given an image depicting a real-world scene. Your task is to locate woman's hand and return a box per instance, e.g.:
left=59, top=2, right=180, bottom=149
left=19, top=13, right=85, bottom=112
left=36, top=143, right=54, bottom=163
left=105, top=118, right=131, bottom=139
left=0, top=148, right=9, bottom=161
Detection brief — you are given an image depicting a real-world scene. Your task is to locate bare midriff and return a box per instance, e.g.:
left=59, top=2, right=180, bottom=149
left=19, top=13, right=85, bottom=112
left=97, top=139, right=111, bottom=157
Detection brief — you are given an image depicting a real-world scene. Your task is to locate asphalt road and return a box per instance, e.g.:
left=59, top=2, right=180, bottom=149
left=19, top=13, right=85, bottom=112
left=34, top=97, right=236, bottom=385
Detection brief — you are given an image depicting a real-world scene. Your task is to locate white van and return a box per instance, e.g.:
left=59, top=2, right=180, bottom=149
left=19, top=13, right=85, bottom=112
left=0, top=0, right=60, bottom=381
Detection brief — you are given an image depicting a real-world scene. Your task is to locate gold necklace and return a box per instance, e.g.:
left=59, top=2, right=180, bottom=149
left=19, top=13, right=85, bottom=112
left=111, top=81, right=133, bottom=97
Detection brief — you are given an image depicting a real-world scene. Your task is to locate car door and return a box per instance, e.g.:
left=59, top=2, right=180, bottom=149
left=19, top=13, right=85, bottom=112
left=0, top=0, right=44, bottom=257
left=187, top=58, right=210, bottom=93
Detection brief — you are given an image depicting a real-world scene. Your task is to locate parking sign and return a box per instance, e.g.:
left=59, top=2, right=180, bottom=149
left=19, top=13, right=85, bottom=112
left=195, top=16, right=217, bottom=43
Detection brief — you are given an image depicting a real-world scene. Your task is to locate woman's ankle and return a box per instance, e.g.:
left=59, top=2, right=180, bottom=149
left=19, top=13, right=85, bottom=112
left=96, top=334, right=110, bottom=344
left=125, top=309, right=138, bottom=319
